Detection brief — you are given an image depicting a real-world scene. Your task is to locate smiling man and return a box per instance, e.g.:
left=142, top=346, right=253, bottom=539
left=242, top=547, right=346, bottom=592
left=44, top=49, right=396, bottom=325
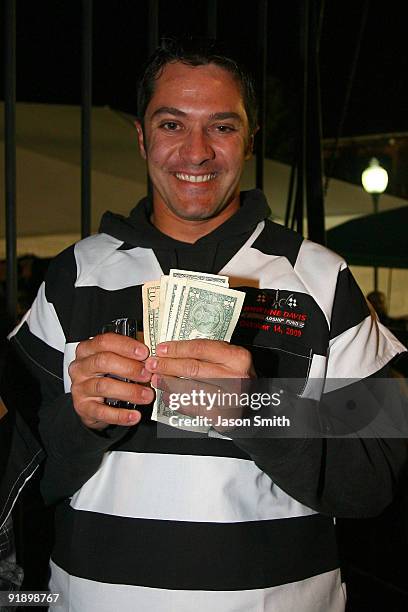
left=9, top=39, right=407, bottom=612
left=135, top=61, right=254, bottom=239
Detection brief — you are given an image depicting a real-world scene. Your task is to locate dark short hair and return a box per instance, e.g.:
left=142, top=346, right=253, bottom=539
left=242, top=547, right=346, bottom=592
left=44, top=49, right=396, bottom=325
left=137, top=38, right=258, bottom=135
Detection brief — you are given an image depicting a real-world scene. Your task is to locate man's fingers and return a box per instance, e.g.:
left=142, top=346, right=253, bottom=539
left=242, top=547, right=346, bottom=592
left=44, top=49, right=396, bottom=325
left=156, top=339, right=230, bottom=362
left=69, top=334, right=154, bottom=430
left=146, top=355, right=225, bottom=380
left=69, top=351, right=151, bottom=383
left=72, top=377, right=155, bottom=406
left=76, top=399, right=143, bottom=430
left=75, top=333, right=149, bottom=361
left=156, top=339, right=253, bottom=375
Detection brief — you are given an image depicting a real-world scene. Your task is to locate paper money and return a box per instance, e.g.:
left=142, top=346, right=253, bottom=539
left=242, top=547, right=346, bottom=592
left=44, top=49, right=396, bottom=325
left=169, top=269, right=229, bottom=286
left=163, top=270, right=229, bottom=342
left=157, top=275, right=169, bottom=342
left=158, top=278, right=186, bottom=343
left=142, top=281, right=161, bottom=356
left=174, top=281, right=245, bottom=342
left=143, top=269, right=245, bottom=431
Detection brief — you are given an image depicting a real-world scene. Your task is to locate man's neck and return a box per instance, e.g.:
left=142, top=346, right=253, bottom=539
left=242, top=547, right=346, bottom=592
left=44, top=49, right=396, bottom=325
left=150, top=199, right=240, bottom=243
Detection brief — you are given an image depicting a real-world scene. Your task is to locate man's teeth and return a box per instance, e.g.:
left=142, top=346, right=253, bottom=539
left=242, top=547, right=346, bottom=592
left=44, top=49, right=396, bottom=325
left=175, top=173, right=216, bottom=183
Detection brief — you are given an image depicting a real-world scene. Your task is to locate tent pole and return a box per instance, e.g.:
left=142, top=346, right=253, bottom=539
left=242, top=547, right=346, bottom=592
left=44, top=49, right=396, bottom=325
left=4, top=0, right=17, bottom=326
left=255, top=0, right=267, bottom=190
left=293, top=0, right=308, bottom=235
left=148, top=0, right=159, bottom=54
left=147, top=0, right=159, bottom=199
left=81, top=0, right=92, bottom=239
left=207, top=0, right=217, bottom=39
left=305, top=0, right=326, bottom=245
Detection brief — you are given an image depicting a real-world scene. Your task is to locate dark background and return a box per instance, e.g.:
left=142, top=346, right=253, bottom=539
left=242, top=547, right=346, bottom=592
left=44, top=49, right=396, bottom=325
left=1, top=0, right=407, bottom=138
left=2, top=2, right=408, bottom=610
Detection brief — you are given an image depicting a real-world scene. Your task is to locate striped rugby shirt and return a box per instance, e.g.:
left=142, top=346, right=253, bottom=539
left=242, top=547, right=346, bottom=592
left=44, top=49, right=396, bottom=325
left=10, top=190, right=407, bottom=612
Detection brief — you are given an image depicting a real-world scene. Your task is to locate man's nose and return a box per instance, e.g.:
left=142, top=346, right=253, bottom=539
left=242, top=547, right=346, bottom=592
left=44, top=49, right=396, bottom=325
left=179, top=128, right=215, bottom=165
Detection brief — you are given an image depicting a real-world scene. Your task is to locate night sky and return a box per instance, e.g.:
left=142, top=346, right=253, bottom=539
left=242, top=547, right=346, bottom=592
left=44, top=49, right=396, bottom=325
left=1, top=0, right=407, bottom=138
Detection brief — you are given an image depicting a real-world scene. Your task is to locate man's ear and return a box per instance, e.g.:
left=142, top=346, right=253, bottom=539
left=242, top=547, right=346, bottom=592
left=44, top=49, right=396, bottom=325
left=245, top=126, right=259, bottom=160
left=135, top=119, right=147, bottom=160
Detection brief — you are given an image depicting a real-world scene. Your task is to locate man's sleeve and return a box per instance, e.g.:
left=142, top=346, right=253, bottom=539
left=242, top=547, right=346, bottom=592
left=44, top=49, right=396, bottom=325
left=232, top=266, right=408, bottom=518
left=8, top=246, right=128, bottom=504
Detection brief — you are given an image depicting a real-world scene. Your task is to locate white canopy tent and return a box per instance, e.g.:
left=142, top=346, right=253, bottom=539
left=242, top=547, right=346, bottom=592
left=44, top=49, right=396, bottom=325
left=1, top=103, right=407, bottom=314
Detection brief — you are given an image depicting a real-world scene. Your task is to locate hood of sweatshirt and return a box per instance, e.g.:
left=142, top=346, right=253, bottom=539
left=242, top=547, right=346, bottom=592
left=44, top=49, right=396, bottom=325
left=99, top=189, right=271, bottom=274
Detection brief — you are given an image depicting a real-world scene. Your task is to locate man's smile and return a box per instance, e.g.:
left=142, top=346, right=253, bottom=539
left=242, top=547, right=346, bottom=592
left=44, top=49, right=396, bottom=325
left=174, top=172, right=217, bottom=183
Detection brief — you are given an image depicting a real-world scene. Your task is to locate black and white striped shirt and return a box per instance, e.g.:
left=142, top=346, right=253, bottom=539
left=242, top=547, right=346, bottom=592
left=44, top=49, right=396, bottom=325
left=10, top=190, right=407, bottom=612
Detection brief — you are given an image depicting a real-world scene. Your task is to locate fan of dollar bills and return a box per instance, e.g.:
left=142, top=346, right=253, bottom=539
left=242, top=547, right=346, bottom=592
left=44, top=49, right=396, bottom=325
left=142, top=269, right=245, bottom=431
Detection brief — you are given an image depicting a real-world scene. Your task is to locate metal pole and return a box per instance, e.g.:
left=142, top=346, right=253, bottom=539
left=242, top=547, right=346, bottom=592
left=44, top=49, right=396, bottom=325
left=305, top=0, right=326, bottom=245
left=255, top=0, right=267, bottom=190
left=4, top=0, right=25, bottom=571
left=148, top=0, right=159, bottom=55
left=81, top=0, right=92, bottom=239
left=4, top=0, right=17, bottom=326
left=207, top=0, right=217, bottom=39
left=293, top=0, right=308, bottom=235
left=372, top=192, right=379, bottom=291
left=147, top=0, right=159, bottom=198
left=284, top=163, right=296, bottom=228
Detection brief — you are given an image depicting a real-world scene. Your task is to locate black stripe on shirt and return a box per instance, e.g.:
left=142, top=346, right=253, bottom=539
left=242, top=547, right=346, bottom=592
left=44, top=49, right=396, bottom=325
left=113, top=420, right=252, bottom=460
left=65, top=285, right=144, bottom=342
left=251, top=220, right=303, bottom=267
left=52, top=505, right=338, bottom=590
left=118, top=242, right=137, bottom=251
left=44, top=245, right=77, bottom=340
left=12, top=323, right=63, bottom=380
left=330, top=267, right=370, bottom=340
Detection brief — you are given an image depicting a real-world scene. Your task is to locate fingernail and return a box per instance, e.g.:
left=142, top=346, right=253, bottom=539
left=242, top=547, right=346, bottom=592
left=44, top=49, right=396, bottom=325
left=134, top=346, right=145, bottom=357
left=128, top=411, right=140, bottom=423
left=148, top=358, right=158, bottom=370
left=142, top=388, right=153, bottom=400
left=157, top=343, right=168, bottom=355
left=140, top=367, right=147, bottom=377
left=151, top=374, right=158, bottom=389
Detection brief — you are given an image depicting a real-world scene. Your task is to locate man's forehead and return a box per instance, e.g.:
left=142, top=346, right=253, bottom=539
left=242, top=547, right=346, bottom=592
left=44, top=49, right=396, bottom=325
left=147, top=62, right=247, bottom=118
left=156, top=60, right=236, bottom=84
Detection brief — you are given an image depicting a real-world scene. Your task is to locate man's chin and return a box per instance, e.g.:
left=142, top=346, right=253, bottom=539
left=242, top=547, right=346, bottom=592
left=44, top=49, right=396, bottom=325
left=169, top=205, right=223, bottom=222
left=167, top=193, right=239, bottom=222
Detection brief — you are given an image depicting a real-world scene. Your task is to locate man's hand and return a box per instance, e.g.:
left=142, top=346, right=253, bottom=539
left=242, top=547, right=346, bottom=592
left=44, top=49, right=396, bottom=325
left=145, top=339, right=255, bottom=380
left=144, top=340, right=256, bottom=430
left=69, top=333, right=154, bottom=430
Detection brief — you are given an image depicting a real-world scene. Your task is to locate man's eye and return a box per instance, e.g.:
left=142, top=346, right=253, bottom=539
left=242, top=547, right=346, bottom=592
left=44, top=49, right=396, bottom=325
left=214, top=125, right=236, bottom=133
left=160, top=121, right=180, bottom=131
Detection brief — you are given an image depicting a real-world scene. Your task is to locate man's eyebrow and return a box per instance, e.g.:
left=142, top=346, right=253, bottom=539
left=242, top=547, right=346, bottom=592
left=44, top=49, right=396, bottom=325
left=150, top=108, right=244, bottom=124
left=209, top=112, right=243, bottom=123
left=150, top=107, right=187, bottom=119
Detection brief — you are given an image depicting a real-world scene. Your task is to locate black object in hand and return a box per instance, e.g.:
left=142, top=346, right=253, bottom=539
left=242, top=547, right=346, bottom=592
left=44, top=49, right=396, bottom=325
left=101, top=318, right=138, bottom=409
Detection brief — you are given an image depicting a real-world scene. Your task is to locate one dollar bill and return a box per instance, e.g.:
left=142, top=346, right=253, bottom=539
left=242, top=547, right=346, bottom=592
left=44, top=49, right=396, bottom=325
left=143, top=270, right=245, bottom=432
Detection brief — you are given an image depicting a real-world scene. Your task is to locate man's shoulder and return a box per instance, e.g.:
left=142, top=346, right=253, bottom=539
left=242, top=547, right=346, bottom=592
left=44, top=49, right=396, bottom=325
left=43, top=233, right=125, bottom=293
left=297, top=237, right=346, bottom=270
left=255, top=219, right=345, bottom=271
left=252, top=219, right=303, bottom=266
left=49, top=233, right=124, bottom=271
left=74, top=232, right=125, bottom=258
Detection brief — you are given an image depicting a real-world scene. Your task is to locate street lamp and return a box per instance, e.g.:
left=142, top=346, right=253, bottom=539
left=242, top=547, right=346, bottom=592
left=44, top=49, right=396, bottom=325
left=361, top=158, right=388, bottom=291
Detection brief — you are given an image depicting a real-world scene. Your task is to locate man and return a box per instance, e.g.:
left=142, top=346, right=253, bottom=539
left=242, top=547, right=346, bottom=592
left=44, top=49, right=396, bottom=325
left=9, top=40, right=407, bottom=611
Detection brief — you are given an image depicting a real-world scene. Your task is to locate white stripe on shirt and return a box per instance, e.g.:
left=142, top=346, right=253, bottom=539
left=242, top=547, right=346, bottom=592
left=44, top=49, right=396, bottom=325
left=70, top=451, right=316, bottom=523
